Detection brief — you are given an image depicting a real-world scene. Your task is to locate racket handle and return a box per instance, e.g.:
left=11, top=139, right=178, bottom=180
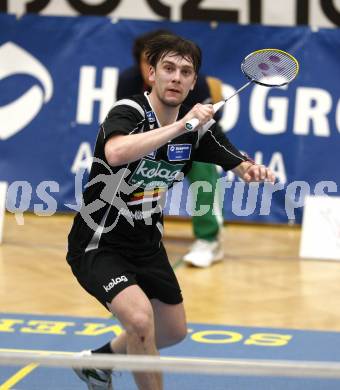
left=213, top=100, right=225, bottom=112
left=184, top=100, right=226, bottom=132
left=184, top=118, right=200, bottom=132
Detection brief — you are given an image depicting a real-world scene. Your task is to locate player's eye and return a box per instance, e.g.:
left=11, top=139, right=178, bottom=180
left=182, top=68, right=193, bottom=77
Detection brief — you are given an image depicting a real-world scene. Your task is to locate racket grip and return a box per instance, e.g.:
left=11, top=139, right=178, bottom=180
left=184, top=118, right=200, bottom=132
left=185, top=100, right=225, bottom=132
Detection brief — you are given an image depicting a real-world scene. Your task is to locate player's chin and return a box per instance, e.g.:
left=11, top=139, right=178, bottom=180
left=163, top=95, right=185, bottom=107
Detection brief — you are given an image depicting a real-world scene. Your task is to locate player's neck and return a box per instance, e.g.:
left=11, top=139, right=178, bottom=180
left=148, top=91, right=180, bottom=127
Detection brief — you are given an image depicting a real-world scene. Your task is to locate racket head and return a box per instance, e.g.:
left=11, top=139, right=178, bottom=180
left=241, top=48, right=299, bottom=87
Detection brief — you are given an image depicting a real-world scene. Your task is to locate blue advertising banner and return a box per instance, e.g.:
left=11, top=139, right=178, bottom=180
left=0, top=14, right=339, bottom=223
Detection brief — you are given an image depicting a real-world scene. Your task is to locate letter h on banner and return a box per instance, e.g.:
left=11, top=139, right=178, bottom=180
left=0, top=182, right=8, bottom=244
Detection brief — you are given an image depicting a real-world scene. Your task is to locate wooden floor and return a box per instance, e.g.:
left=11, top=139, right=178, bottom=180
left=1, top=213, right=340, bottom=332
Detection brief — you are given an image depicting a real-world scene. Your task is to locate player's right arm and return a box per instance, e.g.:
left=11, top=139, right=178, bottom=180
left=105, top=122, right=184, bottom=166
left=103, top=103, right=214, bottom=166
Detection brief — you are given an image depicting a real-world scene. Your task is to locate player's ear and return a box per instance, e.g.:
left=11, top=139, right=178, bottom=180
left=190, top=74, right=197, bottom=91
left=148, top=65, right=156, bottom=84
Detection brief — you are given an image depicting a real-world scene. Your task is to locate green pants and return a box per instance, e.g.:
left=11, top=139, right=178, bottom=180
left=187, top=162, right=222, bottom=241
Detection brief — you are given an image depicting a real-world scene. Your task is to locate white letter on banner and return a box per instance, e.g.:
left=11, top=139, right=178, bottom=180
left=213, top=176, right=233, bottom=214
left=293, top=87, right=332, bottom=136
left=260, top=181, right=285, bottom=216
left=268, top=152, right=287, bottom=184
left=167, top=181, right=184, bottom=216
left=232, top=182, right=259, bottom=216
left=76, top=66, right=118, bottom=124
left=219, top=83, right=240, bottom=132
left=6, top=181, right=32, bottom=225
left=314, top=181, right=337, bottom=196
left=336, top=98, right=340, bottom=133
left=34, top=181, right=59, bottom=216
left=250, top=85, right=288, bottom=135
left=285, top=181, right=310, bottom=221
left=71, top=142, right=93, bottom=174
left=253, top=151, right=286, bottom=184
left=186, top=181, right=212, bottom=217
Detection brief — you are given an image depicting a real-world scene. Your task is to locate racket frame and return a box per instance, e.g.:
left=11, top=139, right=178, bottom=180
left=185, top=48, right=299, bottom=132
left=241, top=48, right=300, bottom=87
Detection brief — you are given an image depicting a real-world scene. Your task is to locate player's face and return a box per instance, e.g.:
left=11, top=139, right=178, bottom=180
left=149, top=53, right=197, bottom=107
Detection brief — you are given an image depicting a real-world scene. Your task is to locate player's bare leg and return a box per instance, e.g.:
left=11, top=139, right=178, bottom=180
left=110, top=299, right=187, bottom=353
left=108, top=285, right=162, bottom=390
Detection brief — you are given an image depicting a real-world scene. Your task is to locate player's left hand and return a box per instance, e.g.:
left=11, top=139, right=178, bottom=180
left=243, top=164, right=276, bottom=183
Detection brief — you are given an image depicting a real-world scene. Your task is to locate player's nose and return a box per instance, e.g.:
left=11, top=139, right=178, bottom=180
left=172, top=68, right=181, bottom=82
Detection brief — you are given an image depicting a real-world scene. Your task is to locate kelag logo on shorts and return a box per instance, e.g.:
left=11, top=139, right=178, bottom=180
left=129, top=159, right=184, bottom=189
left=103, top=275, right=128, bottom=292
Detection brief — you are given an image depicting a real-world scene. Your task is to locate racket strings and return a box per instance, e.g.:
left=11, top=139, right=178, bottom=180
left=242, top=49, right=298, bottom=86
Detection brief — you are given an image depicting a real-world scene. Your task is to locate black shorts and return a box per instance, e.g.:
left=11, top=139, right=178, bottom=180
left=69, top=244, right=183, bottom=310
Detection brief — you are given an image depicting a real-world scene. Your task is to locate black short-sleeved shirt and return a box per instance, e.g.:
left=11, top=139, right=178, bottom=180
left=67, top=93, right=246, bottom=262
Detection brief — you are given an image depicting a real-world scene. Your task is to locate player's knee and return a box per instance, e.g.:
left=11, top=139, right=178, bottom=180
left=127, top=311, right=154, bottom=340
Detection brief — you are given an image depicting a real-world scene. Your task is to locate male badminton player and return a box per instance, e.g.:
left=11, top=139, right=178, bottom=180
left=67, top=33, right=275, bottom=390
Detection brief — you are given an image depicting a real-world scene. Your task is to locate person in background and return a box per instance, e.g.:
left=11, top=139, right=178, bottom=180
left=117, top=29, right=225, bottom=268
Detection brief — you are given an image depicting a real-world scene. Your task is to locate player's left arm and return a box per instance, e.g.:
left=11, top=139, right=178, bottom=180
left=192, top=123, right=275, bottom=183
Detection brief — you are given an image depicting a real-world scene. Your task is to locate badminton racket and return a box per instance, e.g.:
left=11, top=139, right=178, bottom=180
left=185, top=48, right=299, bottom=131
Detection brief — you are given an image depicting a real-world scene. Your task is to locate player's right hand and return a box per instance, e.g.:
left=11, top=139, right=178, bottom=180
left=181, top=103, right=214, bottom=131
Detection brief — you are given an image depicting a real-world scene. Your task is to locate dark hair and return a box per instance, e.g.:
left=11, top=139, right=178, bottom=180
left=144, top=34, right=202, bottom=75
left=132, top=29, right=174, bottom=65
